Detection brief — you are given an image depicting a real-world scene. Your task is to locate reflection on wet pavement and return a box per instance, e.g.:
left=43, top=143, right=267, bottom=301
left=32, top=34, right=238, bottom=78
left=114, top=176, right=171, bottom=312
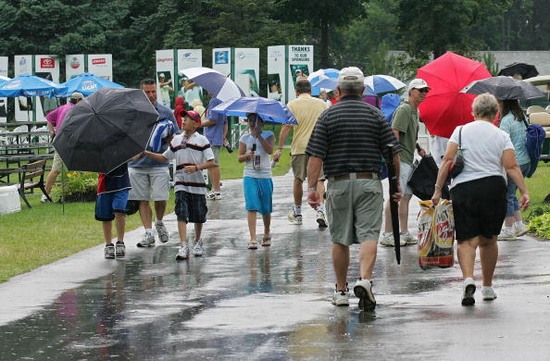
left=1, top=173, right=550, bottom=360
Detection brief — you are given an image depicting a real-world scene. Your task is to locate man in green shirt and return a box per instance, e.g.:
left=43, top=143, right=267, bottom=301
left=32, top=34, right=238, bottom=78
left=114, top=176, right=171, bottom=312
left=380, top=79, right=429, bottom=247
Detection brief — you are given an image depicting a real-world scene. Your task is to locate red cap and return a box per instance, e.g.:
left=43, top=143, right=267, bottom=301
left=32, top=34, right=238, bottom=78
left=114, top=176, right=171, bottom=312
left=180, top=110, right=201, bottom=125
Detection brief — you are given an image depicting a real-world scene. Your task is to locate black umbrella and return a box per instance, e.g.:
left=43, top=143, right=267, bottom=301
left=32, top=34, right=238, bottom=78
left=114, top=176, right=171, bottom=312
left=385, top=144, right=400, bottom=264
left=53, top=87, right=158, bottom=173
left=461, top=76, right=546, bottom=100
left=498, top=62, right=539, bottom=79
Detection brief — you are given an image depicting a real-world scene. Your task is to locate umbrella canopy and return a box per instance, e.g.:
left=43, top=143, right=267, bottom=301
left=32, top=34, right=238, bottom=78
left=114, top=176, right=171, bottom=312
left=179, top=67, right=245, bottom=101
left=498, top=62, right=539, bottom=79
left=308, top=68, right=340, bottom=89
left=461, top=76, right=546, bottom=100
left=58, top=73, right=124, bottom=97
left=417, top=52, right=492, bottom=138
left=211, top=97, right=297, bottom=125
left=0, top=73, right=67, bottom=97
left=363, top=75, right=406, bottom=96
left=53, top=87, right=158, bottom=173
left=0, top=75, right=10, bottom=85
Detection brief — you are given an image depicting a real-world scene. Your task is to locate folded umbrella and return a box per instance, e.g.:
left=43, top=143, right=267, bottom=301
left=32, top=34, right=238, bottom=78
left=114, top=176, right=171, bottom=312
left=461, top=76, right=546, bottom=100
left=385, top=144, right=401, bottom=264
left=53, top=87, right=158, bottom=173
left=179, top=67, right=245, bottom=101
left=211, top=96, right=297, bottom=125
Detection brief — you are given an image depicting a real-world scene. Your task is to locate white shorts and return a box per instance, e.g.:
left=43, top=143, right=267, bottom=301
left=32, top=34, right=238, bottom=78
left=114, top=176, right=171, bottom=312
left=128, top=167, right=170, bottom=201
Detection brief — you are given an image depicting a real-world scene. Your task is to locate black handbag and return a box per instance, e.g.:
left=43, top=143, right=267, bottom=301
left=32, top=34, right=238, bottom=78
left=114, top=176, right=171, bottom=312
left=449, top=126, right=464, bottom=179
left=408, top=155, right=450, bottom=200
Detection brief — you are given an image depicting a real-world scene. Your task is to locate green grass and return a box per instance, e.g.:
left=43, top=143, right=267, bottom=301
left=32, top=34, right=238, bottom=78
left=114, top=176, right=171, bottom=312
left=0, top=147, right=291, bottom=283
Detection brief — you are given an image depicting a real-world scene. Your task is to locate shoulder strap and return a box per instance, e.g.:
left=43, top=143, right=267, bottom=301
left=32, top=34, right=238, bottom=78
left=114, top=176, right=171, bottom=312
left=457, top=126, right=463, bottom=149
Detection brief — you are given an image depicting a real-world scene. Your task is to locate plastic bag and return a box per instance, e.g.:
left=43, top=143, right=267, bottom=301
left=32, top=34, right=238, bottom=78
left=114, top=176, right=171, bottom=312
left=417, top=199, right=455, bottom=269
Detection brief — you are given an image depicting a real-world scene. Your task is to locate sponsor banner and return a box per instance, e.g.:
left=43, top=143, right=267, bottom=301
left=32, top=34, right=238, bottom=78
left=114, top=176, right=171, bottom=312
left=65, top=54, right=85, bottom=80
left=34, top=54, right=60, bottom=119
left=88, top=54, right=113, bottom=80
left=0, top=56, right=8, bottom=122
left=14, top=55, right=32, bottom=121
left=233, top=48, right=260, bottom=97
left=177, top=49, right=202, bottom=99
left=267, top=45, right=286, bottom=103
left=212, top=48, right=231, bottom=79
left=287, top=45, right=314, bottom=102
left=156, top=49, right=175, bottom=108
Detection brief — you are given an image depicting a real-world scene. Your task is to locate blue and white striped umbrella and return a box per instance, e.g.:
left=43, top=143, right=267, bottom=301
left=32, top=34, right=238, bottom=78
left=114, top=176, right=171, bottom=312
left=179, top=67, right=245, bottom=101
left=363, top=75, right=406, bottom=96
left=308, top=68, right=340, bottom=92
left=211, top=96, right=297, bottom=125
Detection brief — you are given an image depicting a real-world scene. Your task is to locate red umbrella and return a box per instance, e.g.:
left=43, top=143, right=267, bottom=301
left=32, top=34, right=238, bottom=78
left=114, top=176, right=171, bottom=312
left=417, top=52, right=491, bottom=138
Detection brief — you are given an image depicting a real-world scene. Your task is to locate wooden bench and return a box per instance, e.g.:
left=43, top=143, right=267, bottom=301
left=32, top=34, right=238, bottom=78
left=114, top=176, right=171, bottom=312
left=17, top=159, right=52, bottom=208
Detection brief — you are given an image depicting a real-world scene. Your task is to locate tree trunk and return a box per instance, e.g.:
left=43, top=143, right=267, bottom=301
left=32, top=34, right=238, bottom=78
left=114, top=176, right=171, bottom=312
left=320, top=19, right=329, bottom=68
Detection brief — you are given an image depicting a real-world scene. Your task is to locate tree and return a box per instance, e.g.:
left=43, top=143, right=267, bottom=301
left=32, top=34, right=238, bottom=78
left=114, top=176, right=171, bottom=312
left=275, top=0, right=366, bottom=68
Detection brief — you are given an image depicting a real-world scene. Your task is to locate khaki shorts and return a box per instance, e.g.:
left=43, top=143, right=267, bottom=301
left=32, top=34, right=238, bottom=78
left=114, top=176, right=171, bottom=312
left=400, top=161, right=413, bottom=196
left=291, top=154, right=324, bottom=182
left=51, top=151, right=64, bottom=172
left=326, top=179, right=383, bottom=245
left=211, top=146, right=221, bottom=164
left=128, top=167, right=170, bottom=201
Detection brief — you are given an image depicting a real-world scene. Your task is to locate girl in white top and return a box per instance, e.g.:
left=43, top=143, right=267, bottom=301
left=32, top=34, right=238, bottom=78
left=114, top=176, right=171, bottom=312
left=238, top=114, right=275, bottom=250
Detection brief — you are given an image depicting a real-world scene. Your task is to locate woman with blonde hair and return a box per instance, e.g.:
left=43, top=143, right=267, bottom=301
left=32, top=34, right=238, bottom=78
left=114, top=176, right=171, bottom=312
left=431, top=93, right=529, bottom=306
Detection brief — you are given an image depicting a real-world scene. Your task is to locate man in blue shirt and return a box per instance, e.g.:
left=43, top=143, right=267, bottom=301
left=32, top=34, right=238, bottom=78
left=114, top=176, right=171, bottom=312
left=128, top=78, right=179, bottom=247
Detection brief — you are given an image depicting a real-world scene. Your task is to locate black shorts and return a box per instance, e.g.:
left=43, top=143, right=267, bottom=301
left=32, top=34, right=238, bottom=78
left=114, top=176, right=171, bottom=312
left=175, top=191, right=208, bottom=224
left=450, top=176, right=506, bottom=242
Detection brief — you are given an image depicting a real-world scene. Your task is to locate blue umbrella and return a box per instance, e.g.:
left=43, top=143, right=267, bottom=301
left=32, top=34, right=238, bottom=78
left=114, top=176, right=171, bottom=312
left=363, top=75, right=406, bottom=96
left=180, top=67, right=245, bottom=101
left=0, top=73, right=66, bottom=97
left=58, top=72, right=124, bottom=97
left=211, top=97, right=297, bottom=125
left=0, top=75, right=10, bottom=86
left=308, top=68, right=340, bottom=91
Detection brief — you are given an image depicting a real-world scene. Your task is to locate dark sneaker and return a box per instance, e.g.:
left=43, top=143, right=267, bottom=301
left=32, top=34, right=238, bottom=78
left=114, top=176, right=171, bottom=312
left=461, top=278, right=476, bottom=306
left=175, top=245, right=190, bottom=261
left=115, top=242, right=126, bottom=258
left=155, top=221, right=169, bottom=243
left=353, top=279, right=376, bottom=311
left=137, top=232, right=155, bottom=248
left=104, top=244, right=115, bottom=259
left=316, top=210, right=328, bottom=228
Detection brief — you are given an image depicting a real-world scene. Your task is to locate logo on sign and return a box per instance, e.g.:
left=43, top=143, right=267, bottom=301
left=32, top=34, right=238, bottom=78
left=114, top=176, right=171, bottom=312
left=70, top=56, right=81, bottom=69
left=41, top=58, right=55, bottom=68
left=92, top=58, right=106, bottom=65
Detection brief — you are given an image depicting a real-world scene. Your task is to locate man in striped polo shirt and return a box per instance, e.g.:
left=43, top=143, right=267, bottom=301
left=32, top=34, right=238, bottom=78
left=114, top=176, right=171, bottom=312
left=306, top=67, right=402, bottom=311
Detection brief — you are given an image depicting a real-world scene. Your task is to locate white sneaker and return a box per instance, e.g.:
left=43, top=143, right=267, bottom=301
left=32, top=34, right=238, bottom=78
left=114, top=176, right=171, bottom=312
left=155, top=221, right=169, bottom=243
left=206, top=192, right=222, bottom=200
left=193, top=238, right=204, bottom=257
left=137, top=232, right=155, bottom=248
left=461, top=278, right=476, bottom=306
left=498, top=227, right=516, bottom=241
left=332, top=286, right=350, bottom=307
left=288, top=210, right=303, bottom=225
left=40, top=194, right=51, bottom=203
left=514, top=223, right=528, bottom=237
left=380, top=232, right=405, bottom=246
left=176, top=245, right=190, bottom=261
left=353, top=279, right=376, bottom=311
left=482, top=286, right=497, bottom=301
left=400, top=232, right=417, bottom=245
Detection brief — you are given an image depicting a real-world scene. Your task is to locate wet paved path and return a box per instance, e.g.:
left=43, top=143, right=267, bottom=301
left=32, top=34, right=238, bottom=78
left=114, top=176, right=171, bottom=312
left=1, top=172, right=550, bottom=360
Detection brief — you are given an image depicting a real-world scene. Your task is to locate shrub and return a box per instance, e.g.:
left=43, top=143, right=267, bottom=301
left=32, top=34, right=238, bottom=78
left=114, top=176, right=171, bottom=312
left=51, top=171, right=97, bottom=202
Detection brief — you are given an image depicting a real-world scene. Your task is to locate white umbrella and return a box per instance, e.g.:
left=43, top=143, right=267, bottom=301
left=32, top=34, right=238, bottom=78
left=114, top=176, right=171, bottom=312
left=179, top=67, right=245, bottom=101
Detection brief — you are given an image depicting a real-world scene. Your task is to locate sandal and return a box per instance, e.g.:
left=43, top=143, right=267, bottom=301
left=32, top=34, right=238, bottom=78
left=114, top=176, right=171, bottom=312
left=261, top=236, right=271, bottom=247
left=248, top=241, right=258, bottom=250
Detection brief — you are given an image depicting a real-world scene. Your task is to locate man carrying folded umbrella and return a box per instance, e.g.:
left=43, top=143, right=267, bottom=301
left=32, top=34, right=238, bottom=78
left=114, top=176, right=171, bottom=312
left=129, top=78, right=179, bottom=248
left=306, top=67, right=402, bottom=311
left=380, top=79, right=429, bottom=247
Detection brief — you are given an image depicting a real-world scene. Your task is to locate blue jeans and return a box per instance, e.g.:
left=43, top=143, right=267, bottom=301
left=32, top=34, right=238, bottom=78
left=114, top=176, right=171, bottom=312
left=505, top=162, right=531, bottom=217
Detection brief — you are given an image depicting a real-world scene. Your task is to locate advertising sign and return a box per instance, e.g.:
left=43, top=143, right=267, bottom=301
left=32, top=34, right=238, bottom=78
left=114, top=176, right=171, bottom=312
left=233, top=48, right=260, bottom=97
left=88, top=54, right=113, bottom=81
left=34, top=54, right=60, bottom=119
left=0, top=56, right=8, bottom=122
left=14, top=55, right=33, bottom=121
left=212, top=48, right=231, bottom=79
left=156, top=49, right=176, bottom=108
left=65, top=54, right=86, bottom=80
left=287, top=45, right=314, bottom=102
left=267, top=45, right=286, bottom=103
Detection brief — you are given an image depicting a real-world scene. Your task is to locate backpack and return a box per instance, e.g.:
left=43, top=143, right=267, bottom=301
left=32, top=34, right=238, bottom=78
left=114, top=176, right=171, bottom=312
left=522, top=119, right=545, bottom=178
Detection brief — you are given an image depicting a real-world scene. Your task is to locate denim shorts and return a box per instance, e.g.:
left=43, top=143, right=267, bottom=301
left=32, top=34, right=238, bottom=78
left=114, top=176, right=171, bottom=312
left=95, top=190, right=129, bottom=221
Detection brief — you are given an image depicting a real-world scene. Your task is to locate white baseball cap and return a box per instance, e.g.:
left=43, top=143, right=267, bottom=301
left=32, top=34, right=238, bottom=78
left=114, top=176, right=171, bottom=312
left=407, top=78, right=430, bottom=92
left=338, top=66, right=365, bottom=85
